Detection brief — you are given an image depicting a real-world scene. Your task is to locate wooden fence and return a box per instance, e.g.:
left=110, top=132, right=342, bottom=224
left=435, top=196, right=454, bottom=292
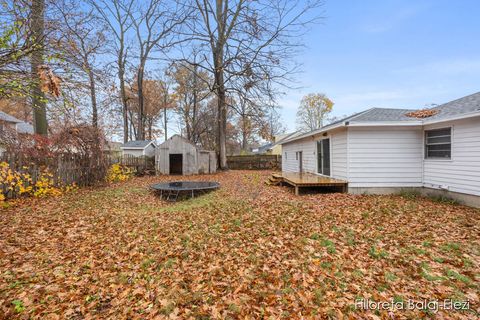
left=0, top=152, right=108, bottom=199
left=0, top=153, right=155, bottom=200
left=227, top=155, right=281, bottom=170
left=108, top=154, right=155, bottom=173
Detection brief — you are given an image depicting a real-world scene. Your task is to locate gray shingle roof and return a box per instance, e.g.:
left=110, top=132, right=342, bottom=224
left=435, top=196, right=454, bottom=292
left=350, top=108, right=416, bottom=122
left=280, top=92, right=480, bottom=145
left=427, top=91, right=480, bottom=120
left=121, top=140, right=154, bottom=148
left=0, top=111, right=22, bottom=123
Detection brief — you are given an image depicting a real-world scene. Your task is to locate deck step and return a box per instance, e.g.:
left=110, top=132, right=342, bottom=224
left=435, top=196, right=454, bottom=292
left=265, top=174, right=283, bottom=186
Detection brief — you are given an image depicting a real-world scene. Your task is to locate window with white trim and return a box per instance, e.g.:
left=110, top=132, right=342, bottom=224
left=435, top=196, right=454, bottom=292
left=425, top=127, right=451, bottom=159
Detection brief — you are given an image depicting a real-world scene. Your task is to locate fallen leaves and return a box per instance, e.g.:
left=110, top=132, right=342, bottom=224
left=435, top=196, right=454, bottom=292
left=0, top=171, right=479, bottom=319
left=405, top=109, right=439, bottom=118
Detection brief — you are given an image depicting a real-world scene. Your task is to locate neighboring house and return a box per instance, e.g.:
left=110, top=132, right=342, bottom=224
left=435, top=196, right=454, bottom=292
left=104, top=141, right=122, bottom=156
left=0, top=111, right=34, bottom=155
left=121, top=140, right=156, bottom=157
left=155, top=134, right=216, bottom=175
left=252, top=132, right=300, bottom=155
left=279, top=92, right=480, bottom=207
left=0, top=111, right=34, bottom=134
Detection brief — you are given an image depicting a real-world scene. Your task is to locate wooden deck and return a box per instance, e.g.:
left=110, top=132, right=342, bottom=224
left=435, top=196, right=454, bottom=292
left=272, top=172, right=348, bottom=195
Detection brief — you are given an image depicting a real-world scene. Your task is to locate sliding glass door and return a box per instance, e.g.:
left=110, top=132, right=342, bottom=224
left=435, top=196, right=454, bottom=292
left=317, top=139, right=330, bottom=176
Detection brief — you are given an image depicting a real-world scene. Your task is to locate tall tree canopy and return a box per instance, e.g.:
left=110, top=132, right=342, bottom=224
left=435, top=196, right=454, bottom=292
left=187, top=0, right=322, bottom=168
left=296, top=93, right=334, bottom=132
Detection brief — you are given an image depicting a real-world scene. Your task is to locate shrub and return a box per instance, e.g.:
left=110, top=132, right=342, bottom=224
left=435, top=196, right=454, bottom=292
left=0, top=162, right=77, bottom=201
left=106, top=164, right=135, bottom=183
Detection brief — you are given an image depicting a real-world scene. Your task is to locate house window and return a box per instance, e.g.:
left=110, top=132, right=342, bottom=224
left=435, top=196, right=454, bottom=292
left=425, top=127, right=451, bottom=159
left=284, top=152, right=287, bottom=160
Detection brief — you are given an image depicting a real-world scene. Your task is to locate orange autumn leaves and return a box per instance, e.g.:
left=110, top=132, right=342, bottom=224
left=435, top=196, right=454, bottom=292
left=37, top=65, right=61, bottom=98
left=0, top=171, right=478, bottom=319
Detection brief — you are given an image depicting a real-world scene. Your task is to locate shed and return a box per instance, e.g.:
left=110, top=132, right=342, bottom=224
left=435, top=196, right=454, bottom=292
left=155, top=135, right=217, bottom=175
left=121, top=140, right=156, bottom=157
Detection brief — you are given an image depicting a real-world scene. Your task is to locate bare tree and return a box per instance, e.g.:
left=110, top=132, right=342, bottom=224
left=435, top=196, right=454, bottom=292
left=158, top=78, right=175, bottom=141
left=55, top=0, right=106, bottom=128
left=189, top=0, right=322, bottom=169
left=169, top=62, right=211, bottom=143
left=0, top=1, right=41, bottom=99
left=89, top=0, right=134, bottom=142
left=129, top=0, right=190, bottom=140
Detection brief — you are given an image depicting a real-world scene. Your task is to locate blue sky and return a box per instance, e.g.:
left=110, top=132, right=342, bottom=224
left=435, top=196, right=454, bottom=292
left=278, top=0, right=480, bottom=132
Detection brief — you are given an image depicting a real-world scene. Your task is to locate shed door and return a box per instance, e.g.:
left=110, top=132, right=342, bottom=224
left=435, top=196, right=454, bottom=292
left=317, top=139, right=330, bottom=176
left=169, top=154, right=183, bottom=175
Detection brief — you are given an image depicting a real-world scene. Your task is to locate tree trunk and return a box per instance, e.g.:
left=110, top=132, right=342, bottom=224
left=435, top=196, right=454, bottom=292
left=164, top=105, right=167, bottom=141
left=192, top=64, right=198, bottom=143
left=137, top=62, right=145, bottom=140
left=87, top=66, right=98, bottom=127
left=118, top=53, right=128, bottom=143
left=214, top=64, right=227, bottom=169
left=31, top=0, right=47, bottom=135
left=128, top=109, right=137, bottom=139
left=148, top=117, right=153, bottom=140
left=214, top=51, right=228, bottom=169
left=242, top=119, right=248, bottom=151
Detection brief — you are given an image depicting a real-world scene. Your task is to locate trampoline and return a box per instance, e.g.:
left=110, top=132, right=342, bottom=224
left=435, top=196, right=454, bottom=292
left=150, top=181, right=220, bottom=201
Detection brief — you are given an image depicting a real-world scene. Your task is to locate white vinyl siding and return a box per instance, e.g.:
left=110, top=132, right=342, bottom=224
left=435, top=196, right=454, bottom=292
left=282, top=138, right=316, bottom=173
left=331, top=129, right=348, bottom=180
left=423, top=117, right=480, bottom=196
left=281, top=129, right=348, bottom=180
left=347, top=127, right=423, bottom=187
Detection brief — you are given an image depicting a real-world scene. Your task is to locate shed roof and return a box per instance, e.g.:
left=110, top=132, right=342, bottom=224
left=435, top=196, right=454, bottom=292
left=121, top=140, right=155, bottom=149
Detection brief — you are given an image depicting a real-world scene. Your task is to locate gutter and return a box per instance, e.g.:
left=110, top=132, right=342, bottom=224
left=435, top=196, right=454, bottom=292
left=424, top=110, right=480, bottom=124
left=279, top=122, right=345, bottom=145
left=347, top=121, right=423, bottom=127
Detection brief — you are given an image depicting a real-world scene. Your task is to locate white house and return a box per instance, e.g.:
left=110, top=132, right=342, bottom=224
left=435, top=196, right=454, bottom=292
left=0, top=111, right=34, bottom=155
left=0, top=111, right=34, bottom=134
left=120, top=140, right=156, bottom=157
left=279, top=92, right=480, bottom=207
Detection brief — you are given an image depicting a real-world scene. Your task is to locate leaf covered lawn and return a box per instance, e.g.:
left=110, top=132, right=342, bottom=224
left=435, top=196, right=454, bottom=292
left=0, top=170, right=479, bottom=319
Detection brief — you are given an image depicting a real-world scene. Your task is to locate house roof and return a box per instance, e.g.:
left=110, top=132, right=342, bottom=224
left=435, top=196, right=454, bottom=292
left=16, top=122, right=34, bottom=134
left=121, top=140, right=155, bottom=149
left=0, top=111, right=22, bottom=123
left=252, top=143, right=274, bottom=154
left=350, top=108, right=416, bottom=122
left=251, top=132, right=301, bottom=154
left=280, top=92, right=480, bottom=145
left=428, top=91, right=480, bottom=120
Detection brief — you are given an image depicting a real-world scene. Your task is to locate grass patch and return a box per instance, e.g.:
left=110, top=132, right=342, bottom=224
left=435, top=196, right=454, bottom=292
left=11, top=300, right=25, bottom=313
left=445, top=269, right=472, bottom=285
left=160, top=193, right=217, bottom=213
left=369, top=246, right=388, bottom=259
left=320, top=239, right=337, bottom=254
left=398, top=189, right=421, bottom=200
